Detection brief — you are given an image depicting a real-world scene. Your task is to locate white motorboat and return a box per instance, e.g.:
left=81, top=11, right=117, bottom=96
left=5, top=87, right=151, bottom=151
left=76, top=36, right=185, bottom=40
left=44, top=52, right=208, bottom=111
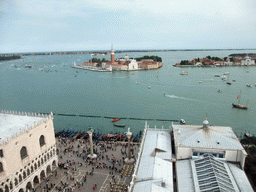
left=223, top=72, right=229, bottom=75
left=246, top=83, right=252, bottom=87
left=180, top=119, right=186, bottom=124
left=221, top=76, right=227, bottom=81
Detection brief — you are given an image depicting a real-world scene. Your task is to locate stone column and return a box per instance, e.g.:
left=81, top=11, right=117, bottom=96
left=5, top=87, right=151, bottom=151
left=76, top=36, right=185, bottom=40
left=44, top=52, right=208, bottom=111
left=87, top=130, right=97, bottom=159
left=125, top=128, right=135, bottom=164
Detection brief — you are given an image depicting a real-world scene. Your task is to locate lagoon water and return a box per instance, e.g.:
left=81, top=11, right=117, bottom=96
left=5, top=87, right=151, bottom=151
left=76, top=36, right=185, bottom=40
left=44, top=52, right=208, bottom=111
left=1, top=50, right=256, bottom=136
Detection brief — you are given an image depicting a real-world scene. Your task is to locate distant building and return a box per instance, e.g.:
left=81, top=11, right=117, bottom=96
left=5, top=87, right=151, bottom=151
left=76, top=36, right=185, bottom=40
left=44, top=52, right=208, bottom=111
left=0, top=111, right=57, bottom=192
left=137, top=59, right=162, bottom=69
left=129, top=120, right=253, bottom=192
left=241, top=55, right=255, bottom=66
left=105, top=45, right=162, bottom=71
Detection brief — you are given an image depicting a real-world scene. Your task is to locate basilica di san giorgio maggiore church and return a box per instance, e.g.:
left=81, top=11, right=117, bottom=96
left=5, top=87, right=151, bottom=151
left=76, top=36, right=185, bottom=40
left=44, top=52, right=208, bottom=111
left=0, top=110, right=254, bottom=192
left=0, top=111, right=58, bottom=192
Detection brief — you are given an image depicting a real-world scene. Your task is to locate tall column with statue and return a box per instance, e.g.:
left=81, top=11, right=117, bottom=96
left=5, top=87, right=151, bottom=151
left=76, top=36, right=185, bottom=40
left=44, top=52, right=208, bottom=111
left=125, top=128, right=135, bottom=164
left=87, top=129, right=97, bottom=159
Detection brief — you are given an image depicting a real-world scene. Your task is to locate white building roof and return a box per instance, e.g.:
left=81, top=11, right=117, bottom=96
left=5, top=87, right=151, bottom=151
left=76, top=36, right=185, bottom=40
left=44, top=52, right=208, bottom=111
left=0, top=111, right=48, bottom=144
left=176, top=154, right=254, bottom=192
left=173, top=124, right=244, bottom=150
left=133, top=129, right=173, bottom=192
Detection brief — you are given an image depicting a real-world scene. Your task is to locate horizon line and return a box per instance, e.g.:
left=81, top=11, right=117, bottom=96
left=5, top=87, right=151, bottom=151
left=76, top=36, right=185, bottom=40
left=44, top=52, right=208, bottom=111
left=1, top=48, right=256, bottom=55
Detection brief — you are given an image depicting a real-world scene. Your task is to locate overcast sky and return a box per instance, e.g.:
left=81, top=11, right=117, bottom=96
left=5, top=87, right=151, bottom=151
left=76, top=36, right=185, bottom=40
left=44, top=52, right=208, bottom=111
left=1, top=0, right=256, bottom=53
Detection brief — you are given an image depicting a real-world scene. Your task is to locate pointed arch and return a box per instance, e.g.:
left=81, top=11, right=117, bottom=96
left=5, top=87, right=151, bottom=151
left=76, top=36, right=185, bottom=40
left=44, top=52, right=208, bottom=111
left=19, top=174, right=22, bottom=182
left=33, top=176, right=39, bottom=186
left=40, top=170, right=45, bottom=181
left=23, top=171, right=26, bottom=179
left=4, top=185, right=9, bottom=192
left=26, top=182, right=33, bottom=191
left=14, top=178, right=18, bottom=186
left=9, top=182, right=13, bottom=190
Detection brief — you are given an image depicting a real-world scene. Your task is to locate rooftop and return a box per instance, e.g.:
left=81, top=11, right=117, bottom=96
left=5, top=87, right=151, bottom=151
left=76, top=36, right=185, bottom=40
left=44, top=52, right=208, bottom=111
left=133, top=128, right=173, bottom=192
left=172, top=124, right=244, bottom=150
left=0, top=111, right=50, bottom=145
left=176, top=154, right=254, bottom=192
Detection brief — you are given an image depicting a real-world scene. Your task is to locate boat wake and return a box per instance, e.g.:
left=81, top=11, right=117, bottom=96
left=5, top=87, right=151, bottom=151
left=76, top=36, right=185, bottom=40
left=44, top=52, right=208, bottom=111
left=165, top=94, right=197, bottom=101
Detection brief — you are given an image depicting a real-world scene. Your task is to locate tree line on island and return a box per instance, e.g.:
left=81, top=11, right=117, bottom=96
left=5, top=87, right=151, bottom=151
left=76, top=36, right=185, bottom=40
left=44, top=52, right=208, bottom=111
left=0, top=55, right=21, bottom=61
left=90, top=55, right=162, bottom=63
left=134, top=55, right=162, bottom=62
left=180, top=55, right=233, bottom=65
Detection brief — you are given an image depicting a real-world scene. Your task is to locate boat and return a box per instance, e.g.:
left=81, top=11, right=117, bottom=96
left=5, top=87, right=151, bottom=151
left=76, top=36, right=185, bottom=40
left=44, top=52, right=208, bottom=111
left=215, top=75, right=220, bottom=77
left=221, top=76, right=227, bottom=81
left=232, top=80, right=236, bottom=82
left=199, top=81, right=202, bottom=83
left=225, top=70, right=231, bottom=85
left=223, top=72, right=229, bottom=75
left=114, top=124, right=125, bottom=127
left=25, top=65, right=32, bottom=69
left=180, top=71, right=188, bottom=75
left=148, top=86, right=151, bottom=89
left=232, top=90, right=248, bottom=110
left=217, top=90, right=222, bottom=93
left=246, top=83, right=252, bottom=87
left=111, top=118, right=121, bottom=122
left=180, top=119, right=186, bottom=124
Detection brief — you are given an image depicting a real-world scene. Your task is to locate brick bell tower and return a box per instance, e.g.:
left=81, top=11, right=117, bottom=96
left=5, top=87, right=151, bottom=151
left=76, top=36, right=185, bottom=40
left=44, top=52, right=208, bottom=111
left=111, top=43, right=115, bottom=63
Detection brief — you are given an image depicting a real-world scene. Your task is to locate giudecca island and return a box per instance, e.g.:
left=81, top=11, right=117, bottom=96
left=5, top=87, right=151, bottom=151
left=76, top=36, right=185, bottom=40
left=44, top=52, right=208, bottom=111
left=174, top=53, right=256, bottom=67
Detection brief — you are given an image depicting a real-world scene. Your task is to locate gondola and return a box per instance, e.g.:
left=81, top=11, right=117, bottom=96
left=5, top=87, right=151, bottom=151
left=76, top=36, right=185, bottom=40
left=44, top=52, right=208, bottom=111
left=114, top=124, right=125, bottom=127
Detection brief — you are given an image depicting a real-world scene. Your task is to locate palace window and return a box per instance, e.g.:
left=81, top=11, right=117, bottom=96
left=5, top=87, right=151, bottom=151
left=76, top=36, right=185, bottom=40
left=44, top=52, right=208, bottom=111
left=20, top=146, right=28, bottom=160
left=39, top=135, right=46, bottom=147
left=0, top=149, right=3, bottom=158
left=0, top=162, right=3, bottom=172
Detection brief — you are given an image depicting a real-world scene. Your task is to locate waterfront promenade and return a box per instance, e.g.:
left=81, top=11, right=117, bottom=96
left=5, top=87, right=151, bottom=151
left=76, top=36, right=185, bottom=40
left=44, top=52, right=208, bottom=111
left=35, top=136, right=139, bottom=192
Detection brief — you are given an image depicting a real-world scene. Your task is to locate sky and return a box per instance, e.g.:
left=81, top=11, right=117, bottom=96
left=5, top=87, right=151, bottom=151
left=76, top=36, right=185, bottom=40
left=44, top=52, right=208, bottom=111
left=1, top=0, right=256, bottom=53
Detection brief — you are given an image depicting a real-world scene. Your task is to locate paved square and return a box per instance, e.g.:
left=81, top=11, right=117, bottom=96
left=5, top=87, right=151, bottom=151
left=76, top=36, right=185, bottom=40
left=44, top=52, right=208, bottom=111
left=35, top=136, right=139, bottom=192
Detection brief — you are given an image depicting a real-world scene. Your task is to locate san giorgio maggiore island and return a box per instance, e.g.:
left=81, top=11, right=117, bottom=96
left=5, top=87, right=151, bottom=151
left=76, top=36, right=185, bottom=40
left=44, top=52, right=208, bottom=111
left=173, top=53, right=256, bottom=67
left=71, top=47, right=162, bottom=72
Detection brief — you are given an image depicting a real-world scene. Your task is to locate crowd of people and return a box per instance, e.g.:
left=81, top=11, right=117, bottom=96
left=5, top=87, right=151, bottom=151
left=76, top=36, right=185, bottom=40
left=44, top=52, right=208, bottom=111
left=35, top=135, right=139, bottom=192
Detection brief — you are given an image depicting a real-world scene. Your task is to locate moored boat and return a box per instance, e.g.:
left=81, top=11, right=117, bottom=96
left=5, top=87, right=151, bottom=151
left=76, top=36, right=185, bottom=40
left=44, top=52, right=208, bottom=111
left=232, top=103, right=248, bottom=110
left=232, top=90, right=248, bottom=110
left=111, top=118, right=121, bottom=122
left=246, top=83, right=252, bottom=87
left=180, top=119, right=186, bottom=124
left=114, top=124, right=125, bottom=127
left=180, top=71, right=188, bottom=75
